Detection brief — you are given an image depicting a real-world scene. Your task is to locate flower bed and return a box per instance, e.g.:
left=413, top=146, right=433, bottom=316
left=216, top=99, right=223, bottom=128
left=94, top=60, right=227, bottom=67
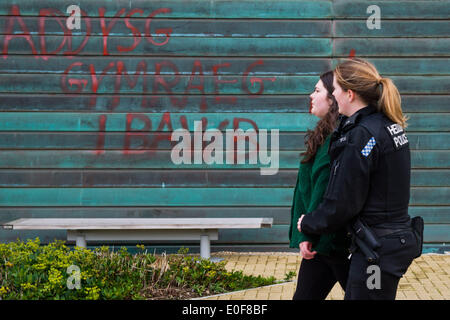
left=0, top=238, right=278, bottom=300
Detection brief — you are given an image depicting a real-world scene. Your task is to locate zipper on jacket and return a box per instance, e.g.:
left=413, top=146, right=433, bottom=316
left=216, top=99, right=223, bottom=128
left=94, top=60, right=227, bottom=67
left=326, top=161, right=340, bottom=199
left=333, top=161, right=340, bottom=177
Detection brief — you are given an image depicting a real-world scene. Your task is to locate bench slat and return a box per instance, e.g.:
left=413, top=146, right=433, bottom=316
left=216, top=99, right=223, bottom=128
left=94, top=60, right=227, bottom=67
left=3, top=218, right=273, bottom=230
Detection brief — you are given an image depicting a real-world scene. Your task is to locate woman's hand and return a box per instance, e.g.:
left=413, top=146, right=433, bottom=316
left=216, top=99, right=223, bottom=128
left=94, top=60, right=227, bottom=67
left=299, top=241, right=317, bottom=260
left=297, top=214, right=305, bottom=232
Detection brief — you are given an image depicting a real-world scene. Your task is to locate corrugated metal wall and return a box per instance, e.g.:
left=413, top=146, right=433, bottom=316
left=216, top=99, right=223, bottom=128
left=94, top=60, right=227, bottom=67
left=0, top=0, right=448, bottom=251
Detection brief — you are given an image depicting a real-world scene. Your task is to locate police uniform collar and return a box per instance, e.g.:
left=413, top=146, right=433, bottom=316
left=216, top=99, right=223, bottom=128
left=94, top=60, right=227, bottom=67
left=342, top=105, right=377, bottom=129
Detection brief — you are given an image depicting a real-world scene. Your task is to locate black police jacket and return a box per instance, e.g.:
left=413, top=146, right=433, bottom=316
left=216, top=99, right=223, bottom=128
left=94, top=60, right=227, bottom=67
left=301, top=104, right=411, bottom=235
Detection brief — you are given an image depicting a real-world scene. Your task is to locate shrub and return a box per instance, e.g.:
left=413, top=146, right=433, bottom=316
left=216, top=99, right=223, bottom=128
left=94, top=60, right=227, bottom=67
left=0, top=238, right=277, bottom=300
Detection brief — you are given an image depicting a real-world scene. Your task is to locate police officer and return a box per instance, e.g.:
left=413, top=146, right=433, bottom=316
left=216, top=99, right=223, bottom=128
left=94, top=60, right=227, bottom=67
left=297, top=58, right=421, bottom=300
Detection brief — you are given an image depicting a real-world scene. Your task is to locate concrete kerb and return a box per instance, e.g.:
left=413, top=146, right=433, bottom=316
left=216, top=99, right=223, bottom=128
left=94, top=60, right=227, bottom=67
left=190, top=280, right=295, bottom=300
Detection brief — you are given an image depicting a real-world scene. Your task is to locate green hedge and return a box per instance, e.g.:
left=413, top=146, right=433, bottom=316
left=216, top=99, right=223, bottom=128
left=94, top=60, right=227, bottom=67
left=0, top=238, right=279, bottom=300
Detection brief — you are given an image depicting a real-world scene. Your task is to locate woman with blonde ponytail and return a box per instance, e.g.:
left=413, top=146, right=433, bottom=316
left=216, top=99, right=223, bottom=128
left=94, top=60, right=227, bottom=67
left=297, top=58, right=422, bottom=300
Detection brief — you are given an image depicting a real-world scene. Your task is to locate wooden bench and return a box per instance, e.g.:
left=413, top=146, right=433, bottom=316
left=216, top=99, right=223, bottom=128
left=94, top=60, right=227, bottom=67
left=1, top=218, right=273, bottom=259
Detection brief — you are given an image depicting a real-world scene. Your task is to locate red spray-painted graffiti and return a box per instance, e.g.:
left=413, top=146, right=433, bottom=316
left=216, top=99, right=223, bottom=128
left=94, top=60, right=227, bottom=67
left=60, top=59, right=275, bottom=110
left=2, top=4, right=277, bottom=159
left=2, top=5, right=172, bottom=59
left=94, top=112, right=260, bottom=161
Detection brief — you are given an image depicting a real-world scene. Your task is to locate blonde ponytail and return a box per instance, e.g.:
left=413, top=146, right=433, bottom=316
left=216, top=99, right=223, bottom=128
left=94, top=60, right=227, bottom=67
left=378, top=77, right=408, bottom=128
left=334, top=58, right=408, bottom=128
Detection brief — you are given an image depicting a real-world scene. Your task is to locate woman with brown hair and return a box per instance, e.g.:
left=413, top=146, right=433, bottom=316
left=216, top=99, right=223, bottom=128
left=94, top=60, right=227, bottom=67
left=298, top=58, right=421, bottom=300
left=289, top=70, right=350, bottom=300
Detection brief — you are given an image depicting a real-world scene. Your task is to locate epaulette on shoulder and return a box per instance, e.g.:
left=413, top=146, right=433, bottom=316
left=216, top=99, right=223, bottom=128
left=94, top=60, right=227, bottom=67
left=356, top=112, right=385, bottom=137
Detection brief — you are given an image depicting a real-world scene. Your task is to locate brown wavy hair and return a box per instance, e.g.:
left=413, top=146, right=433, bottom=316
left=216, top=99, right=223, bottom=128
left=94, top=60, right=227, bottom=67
left=301, top=71, right=339, bottom=163
left=334, top=58, right=408, bottom=128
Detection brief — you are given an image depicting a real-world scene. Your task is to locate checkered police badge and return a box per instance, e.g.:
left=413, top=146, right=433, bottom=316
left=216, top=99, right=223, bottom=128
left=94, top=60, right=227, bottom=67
left=361, top=137, right=376, bottom=157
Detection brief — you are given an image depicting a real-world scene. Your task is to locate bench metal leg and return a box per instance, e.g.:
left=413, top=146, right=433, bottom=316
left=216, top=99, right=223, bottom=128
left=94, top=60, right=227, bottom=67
left=76, top=235, right=87, bottom=248
left=200, top=235, right=210, bottom=259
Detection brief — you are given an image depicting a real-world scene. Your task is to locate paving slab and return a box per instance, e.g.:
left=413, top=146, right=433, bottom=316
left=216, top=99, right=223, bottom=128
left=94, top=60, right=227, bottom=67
left=195, top=252, right=450, bottom=300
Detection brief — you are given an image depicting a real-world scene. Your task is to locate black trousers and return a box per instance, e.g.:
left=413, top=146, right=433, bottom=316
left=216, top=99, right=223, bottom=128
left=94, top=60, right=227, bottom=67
left=292, top=253, right=350, bottom=300
left=344, top=229, right=417, bottom=300
left=344, top=250, right=401, bottom=300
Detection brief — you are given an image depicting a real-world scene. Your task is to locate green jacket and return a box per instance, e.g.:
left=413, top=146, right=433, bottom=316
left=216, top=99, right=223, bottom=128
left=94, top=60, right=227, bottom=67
left=288, top=135, right=350, bottom=257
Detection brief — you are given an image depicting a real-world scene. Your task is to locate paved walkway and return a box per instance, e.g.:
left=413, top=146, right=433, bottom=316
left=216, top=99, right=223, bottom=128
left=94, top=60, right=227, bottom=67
left=196, top=252, right=450, bottom=300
